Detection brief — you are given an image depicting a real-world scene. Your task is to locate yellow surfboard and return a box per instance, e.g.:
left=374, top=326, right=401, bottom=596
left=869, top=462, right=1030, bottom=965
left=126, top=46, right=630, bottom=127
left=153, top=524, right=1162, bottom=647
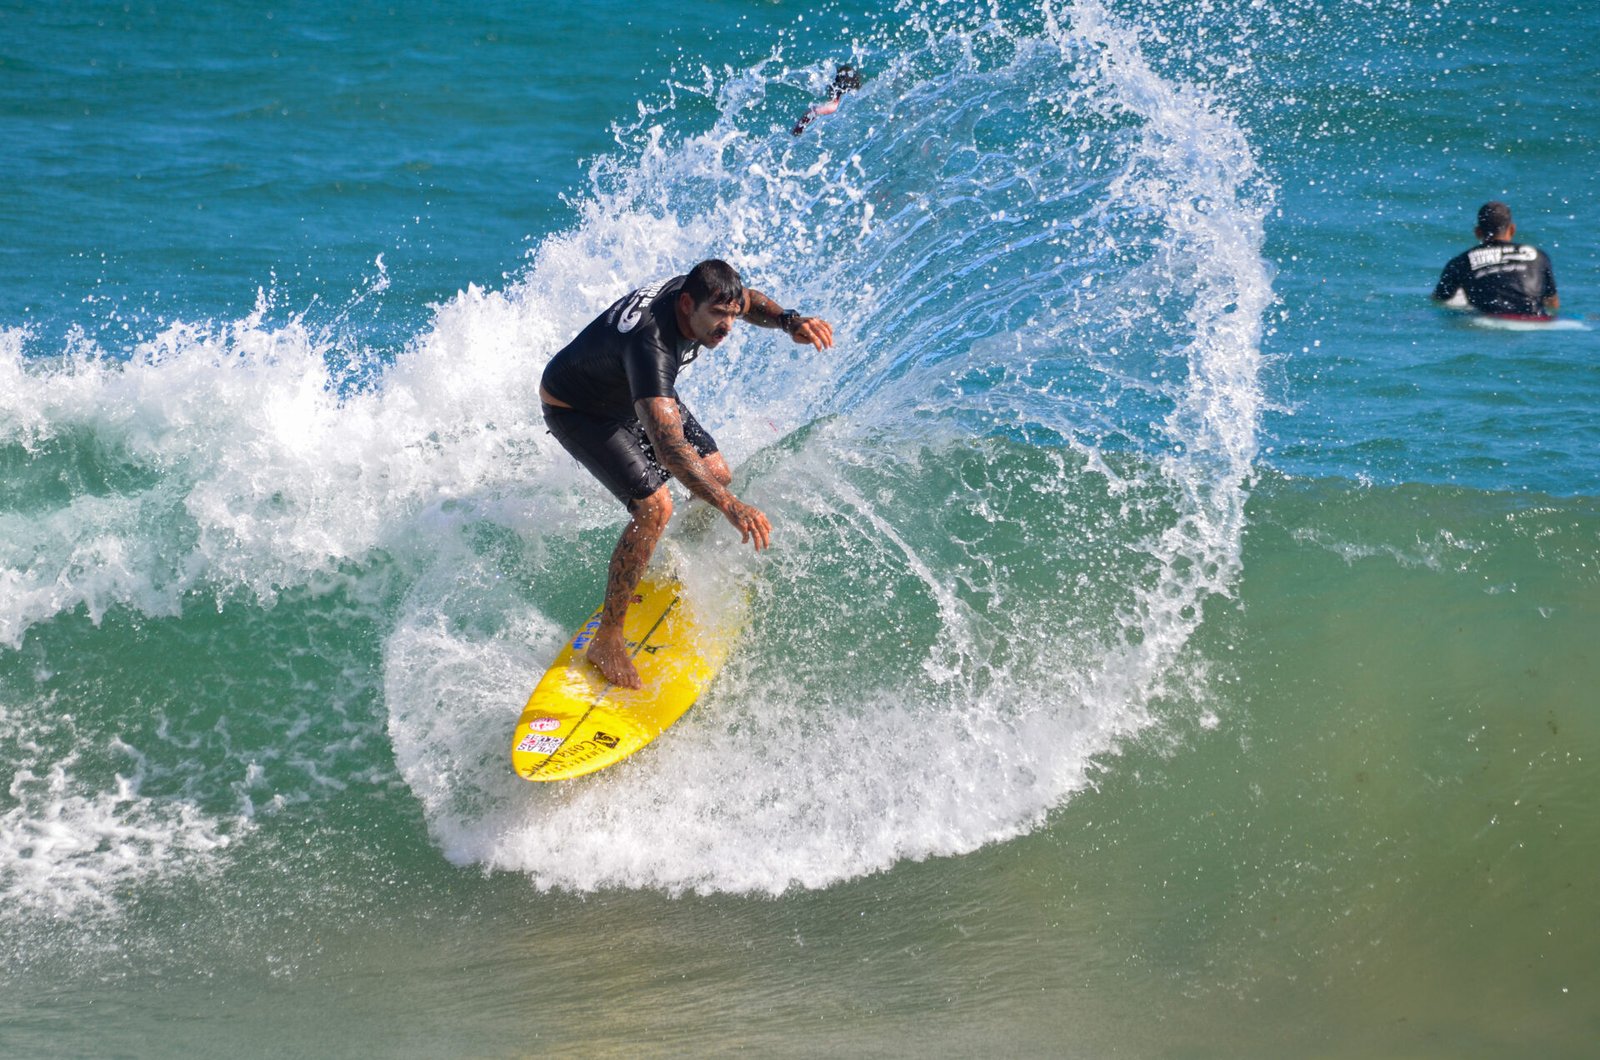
left=511, top=570, right=741, bottom=782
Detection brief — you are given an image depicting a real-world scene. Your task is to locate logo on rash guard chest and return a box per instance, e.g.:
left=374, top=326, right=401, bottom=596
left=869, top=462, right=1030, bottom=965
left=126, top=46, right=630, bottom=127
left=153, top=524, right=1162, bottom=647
left=612, top=279, right=671, bottom=334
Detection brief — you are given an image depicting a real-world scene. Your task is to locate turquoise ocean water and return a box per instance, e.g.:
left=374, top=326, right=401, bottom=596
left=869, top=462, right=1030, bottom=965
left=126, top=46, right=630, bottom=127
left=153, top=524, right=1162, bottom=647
left=3, top=1, right=1597, bottom=1055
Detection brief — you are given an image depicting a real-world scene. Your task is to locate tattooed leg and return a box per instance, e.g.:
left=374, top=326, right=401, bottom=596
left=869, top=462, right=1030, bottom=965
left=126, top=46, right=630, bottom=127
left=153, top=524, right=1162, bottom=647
left=587, top=485, right=673, bottom=689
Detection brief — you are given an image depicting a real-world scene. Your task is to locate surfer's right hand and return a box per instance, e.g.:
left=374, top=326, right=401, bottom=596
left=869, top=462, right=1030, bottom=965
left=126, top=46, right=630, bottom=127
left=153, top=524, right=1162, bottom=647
left=724, top=499, right=772, bottom=551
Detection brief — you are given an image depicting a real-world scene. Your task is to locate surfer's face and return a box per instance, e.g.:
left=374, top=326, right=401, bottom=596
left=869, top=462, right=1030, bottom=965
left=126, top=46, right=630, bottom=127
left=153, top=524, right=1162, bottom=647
left=682, top=295, right=742, bottom=347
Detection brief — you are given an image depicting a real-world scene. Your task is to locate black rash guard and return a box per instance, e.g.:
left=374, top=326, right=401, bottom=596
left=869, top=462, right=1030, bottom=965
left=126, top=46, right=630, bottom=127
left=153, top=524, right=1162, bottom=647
left=1434, top=240, right=1557, bottom=316
left=540, top=275, right=703, bottom=420
left=539, top=275, right=718, bottom=505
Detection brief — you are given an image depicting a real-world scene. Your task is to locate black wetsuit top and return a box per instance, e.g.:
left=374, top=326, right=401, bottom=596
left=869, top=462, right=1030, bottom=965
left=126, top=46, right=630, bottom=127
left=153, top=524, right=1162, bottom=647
left=540, top=275, right=702, bottom=420
left=1434, top=240, right=1557, bottom=316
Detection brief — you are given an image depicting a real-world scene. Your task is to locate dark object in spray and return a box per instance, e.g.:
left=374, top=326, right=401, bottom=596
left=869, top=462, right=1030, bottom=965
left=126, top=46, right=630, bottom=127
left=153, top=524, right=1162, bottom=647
left=793, top=65, right=862, bottom=136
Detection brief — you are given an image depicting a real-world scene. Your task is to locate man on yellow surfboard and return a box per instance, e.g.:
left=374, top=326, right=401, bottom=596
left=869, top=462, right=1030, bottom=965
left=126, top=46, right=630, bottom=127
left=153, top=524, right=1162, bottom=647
left=539, top=259, right=834, bottom=689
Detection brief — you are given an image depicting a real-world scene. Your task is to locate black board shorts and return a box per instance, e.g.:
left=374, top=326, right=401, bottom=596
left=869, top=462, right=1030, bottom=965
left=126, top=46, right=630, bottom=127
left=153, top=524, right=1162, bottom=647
left=543, top=401, right=718, bottom=506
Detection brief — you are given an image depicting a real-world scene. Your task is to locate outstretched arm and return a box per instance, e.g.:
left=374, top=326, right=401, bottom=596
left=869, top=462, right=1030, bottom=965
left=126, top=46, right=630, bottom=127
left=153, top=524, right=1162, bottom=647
left=741, top=287, right=836, bottom=351
left=635, top=397, right=771, bottom=550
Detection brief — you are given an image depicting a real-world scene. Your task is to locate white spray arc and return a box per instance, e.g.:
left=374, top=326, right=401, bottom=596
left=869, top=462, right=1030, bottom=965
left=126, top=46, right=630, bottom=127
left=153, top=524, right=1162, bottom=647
left=0, top=0, right=1271, bottom=911
left=383, top=0, right=1273, bottom=895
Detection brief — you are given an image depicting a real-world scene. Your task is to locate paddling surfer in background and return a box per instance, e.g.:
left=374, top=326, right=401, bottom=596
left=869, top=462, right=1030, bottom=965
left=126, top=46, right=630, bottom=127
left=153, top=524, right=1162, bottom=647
left=1432, top=201, right=1559, bottom=318
left=540, top=259, right=834, bottom=689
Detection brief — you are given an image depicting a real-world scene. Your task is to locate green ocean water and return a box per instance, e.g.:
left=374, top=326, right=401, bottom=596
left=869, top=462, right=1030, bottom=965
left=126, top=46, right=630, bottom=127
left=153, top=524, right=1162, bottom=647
left=4, top=466, right=1596, bottom=1057
left=4, top=0, right=1599, bottom=1056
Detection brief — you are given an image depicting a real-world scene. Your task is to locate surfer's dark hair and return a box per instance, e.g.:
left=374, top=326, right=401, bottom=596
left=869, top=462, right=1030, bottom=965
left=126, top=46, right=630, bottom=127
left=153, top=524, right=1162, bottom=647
left=1477, top=201, right=1513, bottom=238
left=683, top=259, right=745, bottom=308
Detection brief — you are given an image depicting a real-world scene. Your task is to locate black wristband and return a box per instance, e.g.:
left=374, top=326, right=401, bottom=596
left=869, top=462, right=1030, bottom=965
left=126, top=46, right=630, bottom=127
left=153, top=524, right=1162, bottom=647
left=778, top=309, right=801, bottom=334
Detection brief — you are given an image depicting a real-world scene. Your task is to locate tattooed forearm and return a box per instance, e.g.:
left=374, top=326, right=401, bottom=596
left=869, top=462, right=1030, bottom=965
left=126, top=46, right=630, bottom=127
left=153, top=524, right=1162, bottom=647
left=636, top=398, right=733, bottom=507
left=742, top=288, right=785, bottom=329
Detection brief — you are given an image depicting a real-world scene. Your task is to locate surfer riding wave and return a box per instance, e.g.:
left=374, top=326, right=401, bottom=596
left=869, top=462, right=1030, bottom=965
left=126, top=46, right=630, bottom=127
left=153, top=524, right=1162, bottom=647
left=540, top=259, right=834, bottom=689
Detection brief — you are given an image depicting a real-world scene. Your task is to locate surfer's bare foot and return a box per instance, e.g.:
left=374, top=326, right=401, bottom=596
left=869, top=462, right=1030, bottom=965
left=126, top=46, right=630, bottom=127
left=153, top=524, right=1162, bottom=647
left=587, top=632, right=642, bottom=689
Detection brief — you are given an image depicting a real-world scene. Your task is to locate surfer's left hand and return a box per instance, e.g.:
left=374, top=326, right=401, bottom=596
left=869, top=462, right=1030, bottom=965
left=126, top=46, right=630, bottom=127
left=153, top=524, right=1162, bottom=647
left=790, top=316, right=835, bottom=351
